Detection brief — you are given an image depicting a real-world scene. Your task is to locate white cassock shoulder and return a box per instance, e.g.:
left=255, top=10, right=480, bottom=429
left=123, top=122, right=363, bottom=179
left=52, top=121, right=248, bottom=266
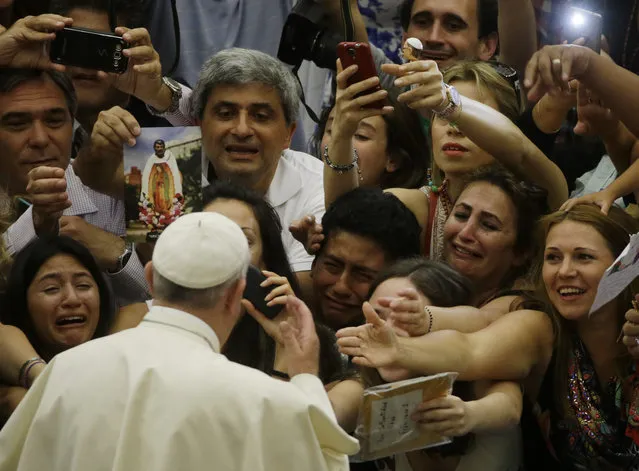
left=0, top=335, right=359, bottom=471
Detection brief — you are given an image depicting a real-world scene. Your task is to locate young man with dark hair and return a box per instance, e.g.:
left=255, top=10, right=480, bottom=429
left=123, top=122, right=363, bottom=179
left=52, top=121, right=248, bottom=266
left=311, top=188, right=421, bottom=331
left=365, top=0, right=536, bottom=90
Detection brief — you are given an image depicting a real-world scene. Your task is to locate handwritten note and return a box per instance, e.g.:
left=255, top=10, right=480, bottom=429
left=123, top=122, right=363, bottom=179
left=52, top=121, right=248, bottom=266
left=353, top=372, right=457, bottom=461
left=590, top=233, right=639, bottom=315
left=369, top=389, right=423, bottom=453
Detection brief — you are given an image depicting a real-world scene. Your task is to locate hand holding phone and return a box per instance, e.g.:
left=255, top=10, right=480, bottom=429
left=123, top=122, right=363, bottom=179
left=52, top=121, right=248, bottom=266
left=49, top=27, right=129, bottom=73
left=243, top=266, right=287, bottom=320
left=337, top=41, right=385, bottom=109
left=561, top=6, right=603, bottom=53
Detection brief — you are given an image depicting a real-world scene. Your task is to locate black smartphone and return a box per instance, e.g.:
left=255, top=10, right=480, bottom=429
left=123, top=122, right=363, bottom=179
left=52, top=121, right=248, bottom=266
left=243, top=266, right=283, bottom=320
left=561, top=6, right=603, bottom=53
left=49, top=27, right=129, bottom=73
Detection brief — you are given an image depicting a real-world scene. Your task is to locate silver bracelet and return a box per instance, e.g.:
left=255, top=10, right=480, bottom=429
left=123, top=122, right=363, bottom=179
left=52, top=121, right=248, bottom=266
left=323, top=145, right=363, bottom=181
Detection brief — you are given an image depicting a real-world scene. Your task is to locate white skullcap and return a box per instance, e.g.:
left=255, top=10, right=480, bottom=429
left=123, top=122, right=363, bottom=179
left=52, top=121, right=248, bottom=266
left=152, top=212, right=249, bottom=289
left=405, top=37, right=424, bottom=50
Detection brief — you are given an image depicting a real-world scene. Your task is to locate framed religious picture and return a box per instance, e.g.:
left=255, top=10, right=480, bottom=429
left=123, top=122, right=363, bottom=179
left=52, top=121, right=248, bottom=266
left=124, top=126, right=202, bottom=243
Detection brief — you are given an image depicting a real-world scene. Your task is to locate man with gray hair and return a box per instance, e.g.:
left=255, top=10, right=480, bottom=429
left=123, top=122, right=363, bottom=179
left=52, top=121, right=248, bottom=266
left=148, top=48, right=325, bottom=280
left=0, top=212, right=359, bottom=471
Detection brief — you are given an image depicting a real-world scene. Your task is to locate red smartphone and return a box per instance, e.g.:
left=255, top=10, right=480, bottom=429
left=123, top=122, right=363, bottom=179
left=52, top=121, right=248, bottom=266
left=337, top=41, right=385, bottom=108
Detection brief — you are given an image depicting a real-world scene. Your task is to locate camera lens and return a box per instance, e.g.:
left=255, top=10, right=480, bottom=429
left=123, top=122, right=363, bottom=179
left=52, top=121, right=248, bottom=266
left=348, top=48, right=356, bottom=57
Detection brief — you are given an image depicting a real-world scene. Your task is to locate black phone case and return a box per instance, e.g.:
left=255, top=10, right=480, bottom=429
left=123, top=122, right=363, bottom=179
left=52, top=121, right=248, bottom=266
left=243, top=266, right=283, bottom=320
left=50, top=27, right=129, bottom=73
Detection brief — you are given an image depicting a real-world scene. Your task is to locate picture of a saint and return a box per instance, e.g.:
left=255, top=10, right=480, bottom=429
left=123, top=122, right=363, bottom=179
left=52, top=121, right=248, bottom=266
left=124, top=126, right=202, bottom=243
left=141, top=140, right=183, bottom=215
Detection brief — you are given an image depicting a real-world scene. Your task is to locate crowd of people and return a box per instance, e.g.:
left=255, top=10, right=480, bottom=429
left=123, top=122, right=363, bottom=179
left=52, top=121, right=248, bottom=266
left=1, top=0, right=639, bottom=470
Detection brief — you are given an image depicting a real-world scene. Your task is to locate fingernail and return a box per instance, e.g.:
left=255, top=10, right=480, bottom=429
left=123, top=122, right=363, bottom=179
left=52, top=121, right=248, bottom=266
left=128, top=139, right=136, bottom=146
left=523, top=79, right=531, bottom=87
left=260, top=281, right=267, bottom=287
left=134, top=126, right=141, bottom=134
left=395, top=79, right=404, bottom=86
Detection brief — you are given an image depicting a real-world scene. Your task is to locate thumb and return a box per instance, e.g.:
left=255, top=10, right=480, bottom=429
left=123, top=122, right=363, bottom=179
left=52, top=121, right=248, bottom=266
left=574, top=119, right=589, bottom=136
left=241, top=299, right=271, bottom=330
left=280, top=321, right=301, bottom=355
left=362, top=302, right=384, bottom=327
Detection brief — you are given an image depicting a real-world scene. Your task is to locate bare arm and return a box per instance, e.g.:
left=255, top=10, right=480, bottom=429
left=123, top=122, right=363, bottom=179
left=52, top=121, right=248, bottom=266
left=0, top=324, right=45, bottom=387
left=498, top=0, right=537, bottom=76
left=337, top=304, right=553, bottom=383
left=526, top=45, right=639, bottom=138
left=385, top=60, right=569, bottom=210
left=326, top=379, right=364, bottom=432
left=532, top=90, right=575, bottom=134
left=0, top=385, right=26, bottom=428
left=322, top=0, right=369, bottom=43
left=323, top=62, right=392, bottom=208
left=453, top=96, right=568, bottom=209
left=397, top=309, right=554, bottom=381
left=467, top=380, right=522, bottom=433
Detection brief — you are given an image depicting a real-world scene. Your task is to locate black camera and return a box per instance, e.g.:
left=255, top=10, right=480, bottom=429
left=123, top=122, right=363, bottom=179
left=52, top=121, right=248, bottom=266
left=277, top=0, right=343, bottom=70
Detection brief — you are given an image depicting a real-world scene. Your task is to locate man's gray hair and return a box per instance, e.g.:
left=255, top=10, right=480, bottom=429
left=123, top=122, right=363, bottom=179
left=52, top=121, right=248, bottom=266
left=152, top=261, right=249, bottom=310
left=189, top=48, right=301, bottom=125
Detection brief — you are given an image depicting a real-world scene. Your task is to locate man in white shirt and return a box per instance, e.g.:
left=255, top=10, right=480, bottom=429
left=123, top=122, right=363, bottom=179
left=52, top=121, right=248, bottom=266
left=0, top=67, right=147, bottom=304
left=0, top=212, right=359, bottom=471
left=154, top=48, right=326, bottom=275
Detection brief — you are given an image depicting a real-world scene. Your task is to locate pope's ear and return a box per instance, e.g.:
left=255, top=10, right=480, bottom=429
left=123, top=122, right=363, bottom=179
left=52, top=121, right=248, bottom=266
left=144, top=262, right=154, bottom=293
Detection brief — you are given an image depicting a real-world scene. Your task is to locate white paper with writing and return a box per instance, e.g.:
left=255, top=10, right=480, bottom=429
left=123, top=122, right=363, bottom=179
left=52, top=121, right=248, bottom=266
left=369, top=389, right=427, bottom=453
left=590, top=233, right=639, bottom=315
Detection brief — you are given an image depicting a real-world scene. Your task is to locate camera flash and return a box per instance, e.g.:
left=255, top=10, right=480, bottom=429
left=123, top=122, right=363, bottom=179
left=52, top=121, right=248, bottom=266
left=571, top=12, right=586, bottom=27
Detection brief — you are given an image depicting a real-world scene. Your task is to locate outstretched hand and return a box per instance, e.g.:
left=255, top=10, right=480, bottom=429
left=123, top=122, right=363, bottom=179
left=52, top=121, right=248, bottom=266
left=336, top=302, right=400, bottom=369
left=524, top=44, right=596, bottom=102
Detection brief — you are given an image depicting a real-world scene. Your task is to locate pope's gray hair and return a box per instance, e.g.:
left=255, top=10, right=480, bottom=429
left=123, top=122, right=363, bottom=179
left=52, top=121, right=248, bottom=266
left=189, top=48, right=301, bottom=125
left=152, top=261, right=249, bottom=310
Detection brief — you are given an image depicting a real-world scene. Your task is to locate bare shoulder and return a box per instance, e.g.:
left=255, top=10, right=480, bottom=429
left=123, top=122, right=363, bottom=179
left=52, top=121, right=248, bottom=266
left=385, top=187, right=429, bottom=229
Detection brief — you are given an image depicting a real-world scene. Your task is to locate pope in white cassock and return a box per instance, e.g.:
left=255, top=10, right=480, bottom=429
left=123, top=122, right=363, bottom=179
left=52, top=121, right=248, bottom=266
left=141, top=139, right=183, bottom=215
left=0, top=213, right=359, bottom=471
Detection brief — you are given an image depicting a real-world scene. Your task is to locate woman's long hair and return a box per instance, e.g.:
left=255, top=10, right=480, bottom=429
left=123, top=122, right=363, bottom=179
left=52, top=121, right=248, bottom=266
left=1, top=236, right=115, bottom=356
left=536, top=204, right=639, bottom=416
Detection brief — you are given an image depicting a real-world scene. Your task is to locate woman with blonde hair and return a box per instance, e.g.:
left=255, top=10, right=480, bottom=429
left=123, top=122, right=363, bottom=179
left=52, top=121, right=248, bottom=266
left=323, top=59, right=567, bottom=260
left=337, top=203, right=639, bottom=469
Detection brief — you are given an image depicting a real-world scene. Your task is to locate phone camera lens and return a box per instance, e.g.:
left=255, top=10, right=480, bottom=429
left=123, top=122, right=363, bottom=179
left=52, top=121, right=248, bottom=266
left=348, top=48, right=356, bottom=57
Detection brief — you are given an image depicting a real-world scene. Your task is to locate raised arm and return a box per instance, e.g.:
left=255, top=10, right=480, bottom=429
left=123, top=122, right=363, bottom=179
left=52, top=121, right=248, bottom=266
left=383, top=61, right=569, bottom=210
left=497, top=0, right=537, bottom=76
left=336, top=303, right=554, bottom=382
left=322, top=61, right=392, bottom=207
left=525, top=44, right=639, bottom=138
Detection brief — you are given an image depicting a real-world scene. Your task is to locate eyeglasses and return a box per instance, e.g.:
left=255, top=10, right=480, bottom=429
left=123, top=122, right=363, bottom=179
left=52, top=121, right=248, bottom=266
left=487, top=61, right=521, bottom=98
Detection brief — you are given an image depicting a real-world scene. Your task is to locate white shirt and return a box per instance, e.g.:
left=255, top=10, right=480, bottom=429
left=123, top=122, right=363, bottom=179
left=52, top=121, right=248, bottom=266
left=0, top=306, right=359, bottom=471
left=1, top=165, right=148, bottom=305
left=203, top=149, right=325, bottom=272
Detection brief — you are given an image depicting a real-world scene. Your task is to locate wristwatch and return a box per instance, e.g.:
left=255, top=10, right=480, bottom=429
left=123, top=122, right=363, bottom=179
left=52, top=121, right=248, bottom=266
left=147, top=76, right=183, bottom=116
left=108, top=241, right=134, bottom=274
left=434, top=84, right=461, bottom=122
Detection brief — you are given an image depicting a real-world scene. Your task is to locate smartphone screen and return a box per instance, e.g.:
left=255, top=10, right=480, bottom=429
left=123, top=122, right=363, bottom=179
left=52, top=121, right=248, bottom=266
left=50, top=27, right=129, bottom=73
left=243, top=266, right=283, bottom=320
left=561, top=6, right=603, bottom=53
left=337, top=41, right=385, bottom=108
